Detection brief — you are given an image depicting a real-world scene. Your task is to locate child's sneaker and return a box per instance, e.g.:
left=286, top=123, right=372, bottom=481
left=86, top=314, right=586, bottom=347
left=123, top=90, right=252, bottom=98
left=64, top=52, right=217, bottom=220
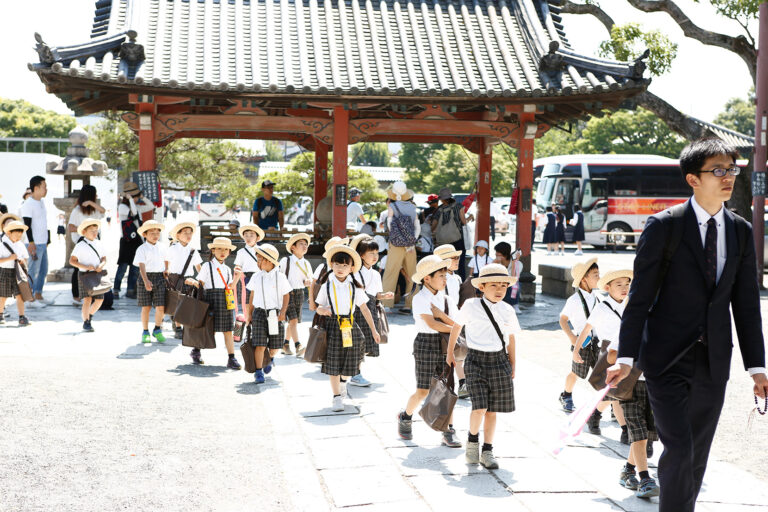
left=636, top=477, right=660, bottom=499
left=465, top=441, right=480, bottom=464
left=263, top=360, right=273, bottom=374
left=458, top=382, right=469, bottom=399
left=152, top=328, right=166, bottom=343
left=254, top=369, right=265, bottom=384
left=349, top=374, right=371, bottom=387
left=190, top=348, right=203, bottom=365
left=619, top=468, right=640, bottom=490
left=141, top=331, right=151, bottom=343
left=441, top=428, right=462, bottom=448
left=18, top=316, right=30, bottom=327
left=331, top=395, right=344, bottom=412
left=397, top=411, right=412, bottom=440
left=282, top=342, right=293, bottom=355
left=587, top=410, right=602, bottom=435
left=480, top=450, right=499, bottom=469
left=295, top=342, right=305, bottom=357
left=646, top=441, right=654, bottom=458
left=83, top=319, right=94, bottom=332
left=226, top=356, right=241, bottom=370
left=174, top=326, right=184, bottom=339
left=559, top=392, right=575, bottom=413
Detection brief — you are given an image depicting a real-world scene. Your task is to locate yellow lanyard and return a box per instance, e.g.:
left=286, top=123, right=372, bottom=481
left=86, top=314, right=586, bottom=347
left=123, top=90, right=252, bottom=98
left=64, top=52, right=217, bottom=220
left=332, top=280, right=354, bottom=327
left=294, top=257, right=310, bottom=278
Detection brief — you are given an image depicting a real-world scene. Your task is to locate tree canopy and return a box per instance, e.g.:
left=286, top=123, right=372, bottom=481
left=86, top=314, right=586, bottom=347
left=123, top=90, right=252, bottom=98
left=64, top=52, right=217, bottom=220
left=714, top=89, right=755, bottom=137
left=0, top=98, right=77, bottom=155
left=350, top=142, right=392, bottom=167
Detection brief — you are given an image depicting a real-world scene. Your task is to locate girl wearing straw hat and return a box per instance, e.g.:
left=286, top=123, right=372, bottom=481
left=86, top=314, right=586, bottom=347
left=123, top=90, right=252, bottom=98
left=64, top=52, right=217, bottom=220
left=314, top=245, right=380, bottom=412
left=69, top=219, right=108, bottom=332
left=446, top=263, right=520, bottom=469
left=165, top=222, right=203, bottom=339
left=232, top=223, right=265, bottom=344
left=0, top=220, right=30, bottom=327
left=396, top=255, right=462, bottom=448
left=186, top=237, right=241, bottom=369
left=309, top=236, right=348, bottom=310
left=133, top=220, right=168, bottom=344
left=279, top=233, right=313, bottom=356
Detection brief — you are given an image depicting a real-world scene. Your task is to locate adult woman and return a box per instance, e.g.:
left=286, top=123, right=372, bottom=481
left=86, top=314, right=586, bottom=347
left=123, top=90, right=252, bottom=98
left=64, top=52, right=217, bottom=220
left=68, top=185, right=105, bottom=300
left=572, top=204, right=585, bottom=255
left=114, top=182, right=143, bottom=299
left=431, top=187, right=468, bottom=280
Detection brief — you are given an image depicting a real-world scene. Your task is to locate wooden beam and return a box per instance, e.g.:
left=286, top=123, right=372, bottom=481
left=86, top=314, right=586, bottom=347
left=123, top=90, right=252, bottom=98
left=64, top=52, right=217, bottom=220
left=332, top=108, right=349, bottom=237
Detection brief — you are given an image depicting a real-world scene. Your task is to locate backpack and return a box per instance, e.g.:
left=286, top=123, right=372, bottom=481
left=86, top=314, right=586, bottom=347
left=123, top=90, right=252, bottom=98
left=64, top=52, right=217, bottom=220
left=389, top=203, right=418, bottom=247
left=434, top=203, right=462, bottom=245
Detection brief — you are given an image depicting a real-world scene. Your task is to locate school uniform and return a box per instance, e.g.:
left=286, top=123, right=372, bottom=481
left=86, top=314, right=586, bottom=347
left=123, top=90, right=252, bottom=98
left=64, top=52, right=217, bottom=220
left=0, top=235, right=28, bottom=298
left=133, top=241, right=167, bottom=307
left=280, top=254, right=313, bottom=322
left=234, top=243, right=260, bottom=299
left=455, top=298, right=519, bottom=412
left=247, top=267, right=292, bottom=349
left=445, top=272, right=462, bottom=305
left=165, top=242, right=201, bottom=294
left=468, top=253, right=491, bottom=277
left=572, top=211, right=585, bottom=242
left=196, top=259, right=235, bottom=332
left=555, top=213, right=566, bottom=243
left=315, top=274, right=368, bottom=376
left=354, top=265, right=384, bottom=357
left=71, top=238, right=107, bottom=298
left=560, top=287, right=600, bottom=378
left=542, top=212, right=557, bottom=244
left=411, top=287, right=458, bottom=390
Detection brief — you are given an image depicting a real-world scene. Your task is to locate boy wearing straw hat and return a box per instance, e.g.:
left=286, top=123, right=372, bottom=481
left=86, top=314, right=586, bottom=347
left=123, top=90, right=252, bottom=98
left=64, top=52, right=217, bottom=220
left=280, top=233, right=313, bottom=356
left=165, top=222, right=203, bottom=338
left=396, top=255, right=462, bottom=448
left=447, top=264, right=519, bottom=469
left=133, top=220, right=167, bottom=344
left=0, top=220, right=30, bottom=327
left=309, top=237, right=349, bottom=311
left=245, top=243, right=292, bottom=384
left=69, top=219, right=108, bottom=332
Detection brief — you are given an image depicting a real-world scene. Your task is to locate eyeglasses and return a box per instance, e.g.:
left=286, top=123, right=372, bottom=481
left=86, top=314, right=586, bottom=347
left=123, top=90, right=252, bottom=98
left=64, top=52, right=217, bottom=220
left=700, top=166, right=740, bottom=177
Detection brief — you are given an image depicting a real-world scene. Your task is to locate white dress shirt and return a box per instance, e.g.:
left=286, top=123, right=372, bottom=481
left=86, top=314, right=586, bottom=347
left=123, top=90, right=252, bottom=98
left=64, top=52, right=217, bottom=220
left=445, top=272, right=462, bottom=304
left=234, top=244, right=261, bottom=273
left=166, top=242, right=202, bottom=276
left=247, top=268, right=292, bottom=310
left=597, top=295, right=645, bottom=381
left=0, top=235, right=29, bottom=268
left=280, top=254, right=313, bottom=290
left=315, top=274, right=368, bottom=315
left=196, top=259, right=233, bottom=290
left=412, top=286, right=458, bottom=334
left=455, top=297, right=521, bottom=352
left=560, top=288, right=598, bottom=334
left=133, top=241, right=166, bottom=272
left=70, top=238, right=105, bottom=268
left=354, top=265, right=383, bottom=297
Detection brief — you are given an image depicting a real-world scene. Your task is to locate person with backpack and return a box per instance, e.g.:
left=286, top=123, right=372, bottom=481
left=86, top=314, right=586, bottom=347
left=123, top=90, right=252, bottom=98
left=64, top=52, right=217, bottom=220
left=252, top=180, right=284, bottom=231
left=380, top=182, right=420, bottom=313
left=431, top=188, right=469, bottom=281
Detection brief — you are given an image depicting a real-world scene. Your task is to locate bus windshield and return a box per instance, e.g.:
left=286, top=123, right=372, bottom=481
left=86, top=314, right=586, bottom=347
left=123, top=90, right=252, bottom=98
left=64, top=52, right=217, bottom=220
left=200, top=192, right=221, bottom=204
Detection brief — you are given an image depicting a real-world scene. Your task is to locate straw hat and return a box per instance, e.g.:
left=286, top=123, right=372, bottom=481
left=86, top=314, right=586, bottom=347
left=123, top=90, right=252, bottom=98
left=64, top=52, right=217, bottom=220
left=0, top=213, right=21, bottom=227
left=434, top=244, right=461, bottom=260
left=2, top=220, right=28, bottom=235
left=254, top=243, right=280, bottom=267
left=169, top=222, right=196, bottom=241
left=76, top=218, right=101, bottom=236
left=387, top=181, right=414, bottom=202
left=123, top=181, right=141, bottom=197
left=411, top=255, right=450, bottom=285
left=570, top=257, right=598, bottom=288
left=237, top=223, right=265, bottom=242
left=325, top=245, right=362, bottom=273
left=137, top=220, right=165, bottom=236
left=207, top=236, right=237, bottom=251
left=324, top=236, right=349, bottom=252
left=349, top=233, right=372, bottom=252
left=286, top=232, right=312, bottom=252
left=471, top=263, right=518, bottom=288
left=598, top=269, right=633, bottom=290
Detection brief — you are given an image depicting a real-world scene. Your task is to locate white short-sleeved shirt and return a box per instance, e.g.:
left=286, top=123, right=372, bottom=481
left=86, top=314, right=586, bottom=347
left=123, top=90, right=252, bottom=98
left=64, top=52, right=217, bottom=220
left=560, top=288, right=598, bottom=334
left=166, top=242, right=202, bottom=276
left=315, top=274, right=368, bottom=316
left=70, top=238, right=105, bottom=268
left=313, top=262, right=328, bottom=281
left=132, top=241, right=166, bottom=272
left=0, top=235, right=29, bottom=268
left=594, top=296, right=643, bottom=379
left=246, top=268, right=292, bottom=310
left=445, top=272, right=462, bottom=304
left=68, top=206, right=103, bottom=244
left=347, top=201, right=365, bottom=227
left=469, top=253, right=492, bottom=275
left=455, top=297, right=521, bottom=352
left=280, top=255, right=313, bottom=290
left=19, top=197, right=47, bottom=244
left=355, top=265, right=383, bottom=297
left=196, top=259, right=233, bottom=290
left=234, top=244, right=260, bottom=274
left=412, top=287, right=458, bottom=334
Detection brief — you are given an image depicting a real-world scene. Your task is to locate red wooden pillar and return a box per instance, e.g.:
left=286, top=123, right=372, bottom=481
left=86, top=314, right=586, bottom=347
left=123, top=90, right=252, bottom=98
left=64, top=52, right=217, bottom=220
left=314, top=141, right=329, bottom=225
left=332, top=107, right=349, bottom=237
left=516, top=138, right=534, bottom=258
left=476, top=138, right=493, bottom=244
left=137, top=102, right=156, bottom=171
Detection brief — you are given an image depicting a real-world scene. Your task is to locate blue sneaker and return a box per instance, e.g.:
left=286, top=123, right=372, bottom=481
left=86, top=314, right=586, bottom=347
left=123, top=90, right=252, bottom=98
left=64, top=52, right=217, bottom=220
left=636, top=477, right=660, bottom=499
left=254, top=369, right=265, bottom=384
left=559, top=392, right=575, bottom=413
left=349, top=374, right=371, bottom=387
left=263, top=361, right=273, bottom=374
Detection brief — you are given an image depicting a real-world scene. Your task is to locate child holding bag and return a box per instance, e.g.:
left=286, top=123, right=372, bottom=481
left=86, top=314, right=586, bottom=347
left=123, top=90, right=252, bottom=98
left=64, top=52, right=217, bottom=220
left=280, top=233, right=313, bottom=356
left=233, top=223, right=265, bottom=345
left=165, top=222, right=202, bottom=338
left=133, top=220, right=167, bottom=344
left=0, top=220, right=30, bottom=327
left=69, top=219, right=107, bottom=332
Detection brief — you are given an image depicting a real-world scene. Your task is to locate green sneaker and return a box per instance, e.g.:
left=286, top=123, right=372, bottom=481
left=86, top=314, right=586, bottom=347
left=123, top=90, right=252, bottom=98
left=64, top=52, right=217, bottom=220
left=141, top=332, right=152, bottom=344
left=152, top=328, right=166, bottom=343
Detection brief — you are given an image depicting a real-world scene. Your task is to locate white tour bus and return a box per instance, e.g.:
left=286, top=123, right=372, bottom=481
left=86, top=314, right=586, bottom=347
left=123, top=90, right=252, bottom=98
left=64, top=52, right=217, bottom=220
left=534, top=154, right=691, bottom=248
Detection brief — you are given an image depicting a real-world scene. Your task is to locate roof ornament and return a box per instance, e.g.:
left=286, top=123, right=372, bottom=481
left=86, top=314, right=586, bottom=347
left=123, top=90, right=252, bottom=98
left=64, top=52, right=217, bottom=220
left=539, top=40, right=565, bottom=88
left=34, top=33, right=55, bottom=65
left=630, top=49, right=650, bottom=79
left=119, top=30, right=145, bottom=64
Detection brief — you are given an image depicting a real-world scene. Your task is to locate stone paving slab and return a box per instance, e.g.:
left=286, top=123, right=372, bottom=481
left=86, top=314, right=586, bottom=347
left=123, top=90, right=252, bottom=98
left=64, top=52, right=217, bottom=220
left=406, top=473, right=518, bottom=507
left=320, top=464, right=418, bottom=508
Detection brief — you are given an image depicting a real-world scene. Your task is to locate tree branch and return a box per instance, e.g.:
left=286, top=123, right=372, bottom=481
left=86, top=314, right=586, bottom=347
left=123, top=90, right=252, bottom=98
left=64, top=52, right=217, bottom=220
left=556, top=1, right=616, bottom=32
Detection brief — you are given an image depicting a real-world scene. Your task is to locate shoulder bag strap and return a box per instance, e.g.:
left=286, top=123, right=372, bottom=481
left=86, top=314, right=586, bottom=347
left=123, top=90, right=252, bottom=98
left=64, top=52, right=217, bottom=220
left=208, top=261, right=217, bottom=289
left=82, top=241, right=101, bottom=261
left=282, top=257, right=291, bottom=279
left=2, top=240, right=16, bottom=255
left=391, top=203, right=402, bottom=217
left=576, top=289, right=592, bottom=319
left=479, top=299, right=506, bottom=350
left=244, top=246, right=259, bottom=265
left=179, top=248, right=195, bottom=277
left=601, top=301, right=623, bottom=321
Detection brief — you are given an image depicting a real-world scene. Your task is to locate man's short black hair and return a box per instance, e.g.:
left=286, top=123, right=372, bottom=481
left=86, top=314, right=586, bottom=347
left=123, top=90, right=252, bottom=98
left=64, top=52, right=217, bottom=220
left=574, top=204, right=581, bottom=212
left=679, top=138, right=739, bottom=181
left=29, top=176, right=45, bottom=191
left=545, top=206, right=552, bottom=212
left=494, top=241, right=511, bottom=259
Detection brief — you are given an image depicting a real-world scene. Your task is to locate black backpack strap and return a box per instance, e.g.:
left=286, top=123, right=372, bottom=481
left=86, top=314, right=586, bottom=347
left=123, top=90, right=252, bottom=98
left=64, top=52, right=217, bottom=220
left=650, top=203, right=686, bottom=312
left=480, top=299, right=506, bottom=351
left=208, top=261, right=217, bottom=289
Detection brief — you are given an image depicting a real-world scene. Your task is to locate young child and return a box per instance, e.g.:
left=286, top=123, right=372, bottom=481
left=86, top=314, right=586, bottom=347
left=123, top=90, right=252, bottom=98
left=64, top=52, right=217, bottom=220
left=572, top=204, right=585, bottom=255
left=543, top=206, right=556, bottom=254
left=314, top=245, right=379, bottom=412
left=245, top=243, right=291, bottom=384
left=576, top=269, right=659, bottom=499
left=447, top=263, right=519, bottom=469
left=350, top=234, right=394, bottom=387
left=396, top=255, right=462, bottom=448
left=133, top=220, right=167, bottom=344
left=233, top=223, right=265, bottom=343
left=165, top=222, right=203, bottom=338
left=309, top=236, right=348, bottom=310
left=280, top=233, right=313, bottom=356
left=69, top=219, right=107, bottom=332
left=555, top=206, right=566, bottom=255
left=468, top=240, right=491, bottom=277
left=0, top=220, right=30, bottom=326
left=186, top=237, right=241, bottom=369
left=493, top=242, right=523, bottom=313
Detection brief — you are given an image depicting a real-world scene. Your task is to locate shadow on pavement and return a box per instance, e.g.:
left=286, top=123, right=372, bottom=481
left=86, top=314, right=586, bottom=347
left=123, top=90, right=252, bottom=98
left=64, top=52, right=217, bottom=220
left=167, top=364, right=229, bottom=378
left=235, top=379, right=281, bottom=395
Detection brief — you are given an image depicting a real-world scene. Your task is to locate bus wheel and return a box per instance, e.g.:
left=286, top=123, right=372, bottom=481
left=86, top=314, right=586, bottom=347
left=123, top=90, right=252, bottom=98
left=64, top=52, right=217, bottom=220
left=606, top=222, right=634, bottom=250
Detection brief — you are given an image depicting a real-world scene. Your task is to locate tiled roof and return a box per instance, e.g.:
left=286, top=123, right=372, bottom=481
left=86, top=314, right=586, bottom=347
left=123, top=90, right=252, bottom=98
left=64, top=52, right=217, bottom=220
left=692, top=118, right=754, bottom=151
left=30, top=0, right=648, bottom=100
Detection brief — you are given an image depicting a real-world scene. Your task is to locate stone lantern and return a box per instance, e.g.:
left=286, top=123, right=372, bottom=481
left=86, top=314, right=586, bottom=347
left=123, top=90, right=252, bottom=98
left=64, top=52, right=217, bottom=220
left=45, top=126, right=108, bottom=281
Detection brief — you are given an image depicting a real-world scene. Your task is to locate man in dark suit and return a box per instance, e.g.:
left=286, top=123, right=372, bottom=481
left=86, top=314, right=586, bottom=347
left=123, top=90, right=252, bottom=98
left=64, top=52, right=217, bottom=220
left=607, top=138, right=768, bottom=512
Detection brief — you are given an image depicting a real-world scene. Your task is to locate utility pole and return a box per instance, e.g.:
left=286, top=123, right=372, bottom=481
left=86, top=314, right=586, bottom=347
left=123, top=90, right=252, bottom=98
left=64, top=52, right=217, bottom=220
left=754, top=1, right=768, bottom=286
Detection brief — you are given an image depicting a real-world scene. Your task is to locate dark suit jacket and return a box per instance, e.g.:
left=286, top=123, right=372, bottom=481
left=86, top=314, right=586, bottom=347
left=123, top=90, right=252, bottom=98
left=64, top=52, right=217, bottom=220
left=619, top=200, right=764, bottom=382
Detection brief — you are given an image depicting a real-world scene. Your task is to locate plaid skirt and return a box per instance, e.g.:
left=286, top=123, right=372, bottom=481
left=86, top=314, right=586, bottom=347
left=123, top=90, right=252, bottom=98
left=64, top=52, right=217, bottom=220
left=137, top=272, right=166, bottom=307
left=286, top=288, right=305, bottom=321
left=250, top=308, right=285, bottom=349
left=0, top=268, right=19, bottom=298
left=204, top=288, right=235, bottom=332
left=358, top=295, right=380, bottom=358
left=571, top=340, right=600, bottom=379
left=464, top=348, right=516, bottom=413
left=620, top=380, right=658, bottom=443
left=321, top=314, right=364, bottom=377
left=413, top=332, right=445, bottom=390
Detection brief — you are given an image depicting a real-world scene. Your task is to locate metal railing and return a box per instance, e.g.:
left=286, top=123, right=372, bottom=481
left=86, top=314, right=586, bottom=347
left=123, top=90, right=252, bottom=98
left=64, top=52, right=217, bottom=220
left=0, top=137, right=69, bottom=156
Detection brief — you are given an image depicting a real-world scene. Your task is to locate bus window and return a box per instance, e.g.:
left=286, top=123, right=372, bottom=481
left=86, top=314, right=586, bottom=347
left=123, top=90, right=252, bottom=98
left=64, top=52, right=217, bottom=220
left=581, top=179, right=607, bottom=232
left=611, top=166, right=640, bottom=196
left=640, top=166, right=689, bottom=196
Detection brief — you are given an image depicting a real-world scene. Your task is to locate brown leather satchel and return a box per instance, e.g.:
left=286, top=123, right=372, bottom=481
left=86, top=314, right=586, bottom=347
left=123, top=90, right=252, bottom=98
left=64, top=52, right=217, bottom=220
left=80, top=270, right=112, bottom=297
left=588, top=345, right=642, bottom=401
left=304, top=314, right=328, bottom=363
left=375, top=301, right=389, bottom=344
left=181, top=309, right=216, bottom=349
left=175, top=286, right=210, bottom=328
left=14, top=261, right=34, bottom=303
left=418, top=364, right=458, bottom=432
left=241, top=341, right=271, bottom=374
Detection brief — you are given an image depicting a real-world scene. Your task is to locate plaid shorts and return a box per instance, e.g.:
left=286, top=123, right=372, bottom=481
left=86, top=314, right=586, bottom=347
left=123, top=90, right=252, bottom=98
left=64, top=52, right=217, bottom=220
left=137, top=272, right=166, bottom=308
left=358, top=296, right=380, bottom=358
left=413, top=333, right=445, bottom=390
left=621, top=380, right=658, bottom=443
left=464, top=348, right=516, bottom=412
left=204, top=288, right=235, bottom=332
left=0, top=268, right=19, bottom=298
left=571, top=341, right=600, bottom=379
left=286, top=288, right=305, bottom=321
left=77, top=271, right=108, bottom=299
left=321, top=314, right=364, bottom=377
left=250, top=308, right=285, bottom=349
